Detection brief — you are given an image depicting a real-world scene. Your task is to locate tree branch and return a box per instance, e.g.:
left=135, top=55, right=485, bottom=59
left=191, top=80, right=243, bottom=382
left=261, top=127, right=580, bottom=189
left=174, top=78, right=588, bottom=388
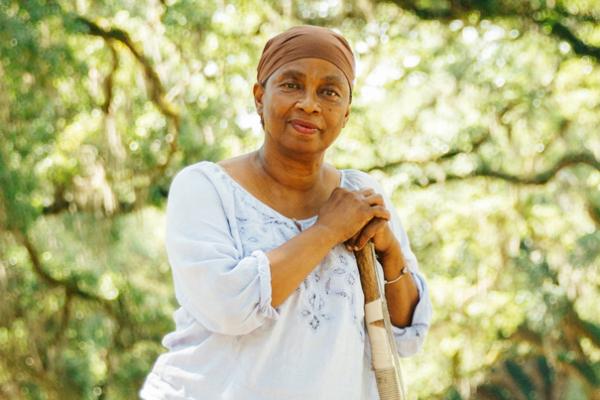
left=72, top=15, right=180, bottom=176
left=353, top=131, right=489, bottom=173
left=413, top=150, right=600, bottom=187
left=11, top=229, right=143, bottom=352
left=14, top=230, right=113, bottom=306
left=542, top=19, right=600, bottom=60
left=101, top=43, right=118, bottom=114
left=383, top=0, right=600, bottom=62
left=41, top=188, right=166, bottom=216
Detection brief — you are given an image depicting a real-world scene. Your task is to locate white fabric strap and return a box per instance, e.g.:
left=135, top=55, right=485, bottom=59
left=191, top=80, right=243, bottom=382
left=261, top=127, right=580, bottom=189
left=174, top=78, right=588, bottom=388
left=365, top=298, right=384, bottom=324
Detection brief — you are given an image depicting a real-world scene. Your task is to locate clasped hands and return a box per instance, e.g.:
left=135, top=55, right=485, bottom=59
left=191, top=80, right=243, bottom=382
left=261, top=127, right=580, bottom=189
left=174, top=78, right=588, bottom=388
left=315, top=187, right=400, bottom=258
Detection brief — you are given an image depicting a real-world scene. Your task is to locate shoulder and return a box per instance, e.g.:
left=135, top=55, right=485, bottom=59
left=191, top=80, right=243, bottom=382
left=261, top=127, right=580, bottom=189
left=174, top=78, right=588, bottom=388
left=170, top=160, right=216, bottom=189
left=217, top=153, right=254, bottom=177
left=323, top=162, right=343, bottom=188
left=166, top=161, right=232, bottom=218
left=341, top=168, right=372, bottom=181
left=168, top=159, right=239, bottom=204
left=215, top=153, right=260, bottom=191
left=340, top=168, right=383, bottom=191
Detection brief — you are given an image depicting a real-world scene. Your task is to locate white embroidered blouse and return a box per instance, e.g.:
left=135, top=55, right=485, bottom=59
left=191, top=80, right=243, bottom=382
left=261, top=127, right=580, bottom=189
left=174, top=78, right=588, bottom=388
left=140, top=161, right=432, bottom=400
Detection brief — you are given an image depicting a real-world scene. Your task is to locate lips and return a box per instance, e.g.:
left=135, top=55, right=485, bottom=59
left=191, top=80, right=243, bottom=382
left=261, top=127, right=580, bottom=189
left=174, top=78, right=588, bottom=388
left=289, top=119, right=320, bottom=134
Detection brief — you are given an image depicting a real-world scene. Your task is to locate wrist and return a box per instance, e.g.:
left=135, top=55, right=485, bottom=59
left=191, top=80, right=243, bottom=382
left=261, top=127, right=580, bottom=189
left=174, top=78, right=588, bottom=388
left=310, top=223, right=342, bottom=248
left=378, top=239, right=406, bottom=281
left=378, top=237, right=401, bottom=261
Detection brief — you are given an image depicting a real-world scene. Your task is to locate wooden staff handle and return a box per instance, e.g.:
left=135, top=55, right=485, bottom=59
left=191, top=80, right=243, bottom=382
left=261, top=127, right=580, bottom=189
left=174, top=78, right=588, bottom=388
left=355, top=242, right=406, bottom=400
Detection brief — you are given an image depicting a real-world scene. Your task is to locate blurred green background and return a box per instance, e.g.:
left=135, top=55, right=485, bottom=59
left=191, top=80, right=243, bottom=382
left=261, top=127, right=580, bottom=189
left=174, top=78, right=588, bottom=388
left=1, top=0, right=599, bottom=399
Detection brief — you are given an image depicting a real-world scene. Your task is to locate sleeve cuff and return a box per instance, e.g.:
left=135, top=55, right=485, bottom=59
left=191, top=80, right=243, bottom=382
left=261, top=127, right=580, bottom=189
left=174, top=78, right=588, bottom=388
left=390, top=272, right=432, bottom=357
left=252, top=250, right=280, bottom=321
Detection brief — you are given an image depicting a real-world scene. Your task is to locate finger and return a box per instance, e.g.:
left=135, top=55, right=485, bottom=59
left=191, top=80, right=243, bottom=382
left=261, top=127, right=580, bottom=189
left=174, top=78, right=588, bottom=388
left=348, top=218, right=386, bottom=251
left=369, top=205, right=391, bottom=221
left=352, top=220, right=379, bottom=251
left=345, top=233, right=359, bottom=250
left=363, top=193, right=384, bottom=206
left=330, top=187, right=349, bottom=198
left=355, top=219, right=387, bottom=250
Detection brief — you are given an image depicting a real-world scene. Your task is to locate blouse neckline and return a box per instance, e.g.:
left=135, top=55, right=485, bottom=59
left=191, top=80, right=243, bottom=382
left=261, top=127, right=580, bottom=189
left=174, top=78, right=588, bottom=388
left=206, top=161, right=346, bottom=225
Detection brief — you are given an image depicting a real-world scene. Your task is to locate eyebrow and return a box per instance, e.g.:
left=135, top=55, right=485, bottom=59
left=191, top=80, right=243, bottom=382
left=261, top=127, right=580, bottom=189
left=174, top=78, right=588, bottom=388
left=278, top=69, right=345, bottom=86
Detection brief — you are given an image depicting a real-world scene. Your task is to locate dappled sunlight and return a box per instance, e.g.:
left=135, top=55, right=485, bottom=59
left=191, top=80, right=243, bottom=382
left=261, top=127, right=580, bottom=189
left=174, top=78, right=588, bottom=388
left=1, top=0, right=599, bottom=399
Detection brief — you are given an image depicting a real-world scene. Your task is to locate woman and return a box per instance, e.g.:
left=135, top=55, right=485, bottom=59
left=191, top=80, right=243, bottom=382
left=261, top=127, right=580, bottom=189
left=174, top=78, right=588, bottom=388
left=141, top=25, right=432, bottom=400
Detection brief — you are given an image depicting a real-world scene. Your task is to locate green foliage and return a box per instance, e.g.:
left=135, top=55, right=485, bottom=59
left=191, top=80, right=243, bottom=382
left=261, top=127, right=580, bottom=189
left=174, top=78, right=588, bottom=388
left=505, top=360, right=536, bottom=400
left=477, top=384, right=513, bottom=400
left=444, top=387, right=463, bottom=400
left=536, top=355, right=555, bottom=397
left=1, top=0, right=599, bottom=399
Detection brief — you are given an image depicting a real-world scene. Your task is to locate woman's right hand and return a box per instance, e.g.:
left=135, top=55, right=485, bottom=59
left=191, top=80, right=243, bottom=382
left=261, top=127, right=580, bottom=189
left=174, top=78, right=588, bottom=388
left=315, top=187, right=390, bottom=245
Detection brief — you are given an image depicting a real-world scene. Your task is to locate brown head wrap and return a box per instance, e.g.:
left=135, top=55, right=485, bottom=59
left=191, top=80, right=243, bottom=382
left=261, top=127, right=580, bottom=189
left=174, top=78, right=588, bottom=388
left=256, top=25, right=355, bottom=94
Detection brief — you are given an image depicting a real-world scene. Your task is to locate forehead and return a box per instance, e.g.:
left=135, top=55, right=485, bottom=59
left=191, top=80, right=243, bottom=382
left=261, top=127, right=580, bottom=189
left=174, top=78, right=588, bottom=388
left=269, top=58, right=347, bottom=84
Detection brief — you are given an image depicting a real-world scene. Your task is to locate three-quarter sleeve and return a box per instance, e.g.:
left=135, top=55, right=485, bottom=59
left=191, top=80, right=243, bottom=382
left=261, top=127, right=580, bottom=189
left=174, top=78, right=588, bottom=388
left=390, top=272, right=431, bottom=356
left=380, top=182, right=433, bottom=356
left=165, top=166, right=279, bottom=336
left=347, top=170, right=433, bottom=357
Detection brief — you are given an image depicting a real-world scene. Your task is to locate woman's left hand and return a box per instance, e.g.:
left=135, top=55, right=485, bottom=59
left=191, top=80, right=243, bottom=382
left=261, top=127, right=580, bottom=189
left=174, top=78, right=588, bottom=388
left=343, top=189, right=398, bottom=256
left=344, top=217, right=396, bottom=255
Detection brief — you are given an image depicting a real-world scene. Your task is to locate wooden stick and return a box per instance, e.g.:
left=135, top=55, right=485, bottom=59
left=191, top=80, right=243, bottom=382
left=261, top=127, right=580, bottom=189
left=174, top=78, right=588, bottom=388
left=355, top=242, right=406, bottom=400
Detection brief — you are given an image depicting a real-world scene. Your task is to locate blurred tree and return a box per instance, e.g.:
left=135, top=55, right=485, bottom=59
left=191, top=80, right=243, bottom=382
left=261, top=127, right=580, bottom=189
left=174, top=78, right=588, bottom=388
left=0, top=0, right=598, bottom=399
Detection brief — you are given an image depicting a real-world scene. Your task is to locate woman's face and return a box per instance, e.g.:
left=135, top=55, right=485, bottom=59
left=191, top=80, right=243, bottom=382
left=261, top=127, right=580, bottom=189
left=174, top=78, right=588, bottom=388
left=253, top=58, right=351, bottom=157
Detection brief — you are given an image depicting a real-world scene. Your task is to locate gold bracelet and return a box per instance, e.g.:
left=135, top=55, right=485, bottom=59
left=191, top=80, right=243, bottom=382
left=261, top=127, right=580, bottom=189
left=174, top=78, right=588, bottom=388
left=384, top=266, right=408, bottom=285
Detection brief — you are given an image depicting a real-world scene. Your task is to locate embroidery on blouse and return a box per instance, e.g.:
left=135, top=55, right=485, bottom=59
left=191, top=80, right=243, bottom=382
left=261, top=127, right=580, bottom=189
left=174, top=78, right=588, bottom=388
left=208, top=162, right=364, bottom=336
left=300, top=290, right=332, bottom=330
left=320, top=251, right=365, bottom=340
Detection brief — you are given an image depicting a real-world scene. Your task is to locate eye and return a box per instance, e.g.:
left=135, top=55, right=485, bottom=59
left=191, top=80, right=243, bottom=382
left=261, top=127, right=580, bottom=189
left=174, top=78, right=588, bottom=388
left=322, top=88, right=340, bottom=97
left=281, top=82, right=300, bottom=89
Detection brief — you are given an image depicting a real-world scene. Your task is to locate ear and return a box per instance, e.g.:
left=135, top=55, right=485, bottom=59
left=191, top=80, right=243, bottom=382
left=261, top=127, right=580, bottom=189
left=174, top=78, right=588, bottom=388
left=253, top=82, right=264, bottom=116
left=342, top=103, right=351, bottom=128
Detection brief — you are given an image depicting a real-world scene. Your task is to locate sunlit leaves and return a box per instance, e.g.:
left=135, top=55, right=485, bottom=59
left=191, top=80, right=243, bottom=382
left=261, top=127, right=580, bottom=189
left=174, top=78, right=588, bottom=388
left=1, top=0, right=599, bottom=399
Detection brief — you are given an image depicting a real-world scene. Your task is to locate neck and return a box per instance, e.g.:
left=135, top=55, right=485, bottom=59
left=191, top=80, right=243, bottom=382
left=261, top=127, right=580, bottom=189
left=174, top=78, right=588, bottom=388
left=254, top=146, right=326, bottom=192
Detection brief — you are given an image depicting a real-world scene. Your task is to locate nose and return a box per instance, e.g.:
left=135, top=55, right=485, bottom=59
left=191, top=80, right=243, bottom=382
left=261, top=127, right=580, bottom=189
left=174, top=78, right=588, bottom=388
left=295, top=90, right=321, bottom=114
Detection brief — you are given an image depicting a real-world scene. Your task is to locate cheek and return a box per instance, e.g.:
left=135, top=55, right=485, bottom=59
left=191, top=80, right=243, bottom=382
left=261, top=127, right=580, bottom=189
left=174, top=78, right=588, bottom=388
left=328, top=110, right=346, bottom=127
left=263, top=105, right=281, bottom=124
left=267, top=99, right=289, bottom=118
